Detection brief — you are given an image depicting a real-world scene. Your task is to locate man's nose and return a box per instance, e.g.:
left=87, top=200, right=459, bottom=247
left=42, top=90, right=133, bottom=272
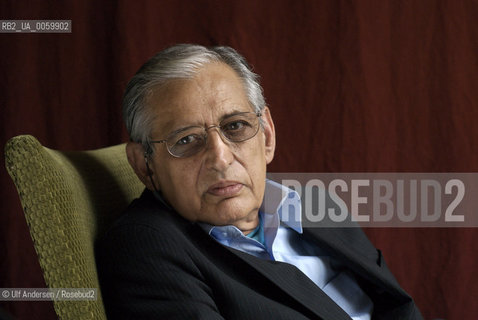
left=204, top=127, right=234, bottom=172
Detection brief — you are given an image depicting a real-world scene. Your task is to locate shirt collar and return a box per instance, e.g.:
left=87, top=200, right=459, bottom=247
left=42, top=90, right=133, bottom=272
left=199, top=179, right=302, bottom=234
left=261, top=179, right=302, bottom=233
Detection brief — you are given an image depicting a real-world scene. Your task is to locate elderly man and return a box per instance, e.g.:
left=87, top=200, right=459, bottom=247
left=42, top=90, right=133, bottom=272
left=96, top=44, right=422, bottom=319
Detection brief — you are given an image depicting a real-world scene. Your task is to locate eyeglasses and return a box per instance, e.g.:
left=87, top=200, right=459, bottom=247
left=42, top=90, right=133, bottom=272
left=150, top=111, right=262, bottom=158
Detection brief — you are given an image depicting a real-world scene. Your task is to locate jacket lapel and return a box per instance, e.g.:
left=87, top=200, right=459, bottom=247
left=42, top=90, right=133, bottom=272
left=221, top=226, right=414, bottom=319
left=302, top=227, right=412, bottom=303
left=225, top=246, right=353, bottom=320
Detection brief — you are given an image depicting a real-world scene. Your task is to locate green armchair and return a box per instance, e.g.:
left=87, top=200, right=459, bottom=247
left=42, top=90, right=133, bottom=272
left=5, top=135, right=144, bottom=319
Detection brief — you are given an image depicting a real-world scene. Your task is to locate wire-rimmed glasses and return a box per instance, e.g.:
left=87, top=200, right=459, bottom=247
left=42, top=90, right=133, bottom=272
left=150, top=111, right=262, bottom=158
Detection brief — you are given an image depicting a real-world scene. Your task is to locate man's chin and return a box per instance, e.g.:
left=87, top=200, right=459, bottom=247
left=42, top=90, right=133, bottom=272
left=205, top=198, right=259, bottom=227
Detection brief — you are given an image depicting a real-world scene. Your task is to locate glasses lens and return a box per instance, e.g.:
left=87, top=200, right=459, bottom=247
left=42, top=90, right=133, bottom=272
left=220, top=113, right=260, bottom=142
left=167, top=128, right=206, bottom=157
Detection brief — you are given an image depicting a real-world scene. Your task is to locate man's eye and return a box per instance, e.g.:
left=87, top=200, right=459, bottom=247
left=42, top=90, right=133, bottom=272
left=223, top=121, right=249, bottom=132
left=176, top=134, right=199, bottom=145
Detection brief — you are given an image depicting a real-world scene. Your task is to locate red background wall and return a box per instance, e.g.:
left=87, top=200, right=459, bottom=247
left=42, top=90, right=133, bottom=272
left=1, top=1, right=477, bottom=319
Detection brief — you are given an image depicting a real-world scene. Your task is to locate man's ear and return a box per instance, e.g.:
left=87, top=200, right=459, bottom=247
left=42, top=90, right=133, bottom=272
left=261, top=107, right=276, bottom=164
left=126, top=142, right=154, bottom=190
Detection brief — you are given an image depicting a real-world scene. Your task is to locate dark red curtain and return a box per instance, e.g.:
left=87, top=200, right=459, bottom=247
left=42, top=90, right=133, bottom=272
left=1, top=1, right=477, bottom=319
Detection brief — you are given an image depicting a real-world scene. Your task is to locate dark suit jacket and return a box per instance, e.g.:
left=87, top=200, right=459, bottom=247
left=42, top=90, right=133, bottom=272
left=96, top=189, right=423, bottom=319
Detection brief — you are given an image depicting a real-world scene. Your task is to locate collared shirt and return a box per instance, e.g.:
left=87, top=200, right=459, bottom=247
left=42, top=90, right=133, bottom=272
left=200, top=179, right=373, bottom=320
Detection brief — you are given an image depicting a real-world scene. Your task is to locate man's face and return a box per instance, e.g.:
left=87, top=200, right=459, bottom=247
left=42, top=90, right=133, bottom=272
left=143, top=62, right=275, bottom=232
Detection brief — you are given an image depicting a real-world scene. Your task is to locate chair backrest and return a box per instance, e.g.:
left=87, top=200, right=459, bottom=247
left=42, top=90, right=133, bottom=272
left=4, top=135, right=144, bottom=320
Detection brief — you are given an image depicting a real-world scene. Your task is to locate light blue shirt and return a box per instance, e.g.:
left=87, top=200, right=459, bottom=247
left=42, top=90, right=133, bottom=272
left=200, top=179, right=373, bottom=320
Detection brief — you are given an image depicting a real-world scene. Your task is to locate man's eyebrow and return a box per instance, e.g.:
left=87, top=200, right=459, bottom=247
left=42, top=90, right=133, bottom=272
left=167, top=125, right=200, bottom=137
left=162, top=116, right=203, bottom=137
left=219, top=109, right=252, bottom=121
left=164, top=108, right=252, bottom=137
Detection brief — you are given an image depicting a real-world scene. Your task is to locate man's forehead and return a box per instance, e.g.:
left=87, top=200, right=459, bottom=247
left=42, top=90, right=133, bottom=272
left=154, top=105, right=254, bottom=134
left=146, top=64, right=253, bottom=135
left=148, top=63, right=244, bottom=105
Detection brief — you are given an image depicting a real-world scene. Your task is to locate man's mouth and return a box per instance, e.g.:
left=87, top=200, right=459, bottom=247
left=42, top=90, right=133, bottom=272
left=207, top=181, right=244, bottom=197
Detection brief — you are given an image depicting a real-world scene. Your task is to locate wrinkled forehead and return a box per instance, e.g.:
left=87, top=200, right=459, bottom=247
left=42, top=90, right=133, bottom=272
left=146, top=63, right=254, bottom=137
